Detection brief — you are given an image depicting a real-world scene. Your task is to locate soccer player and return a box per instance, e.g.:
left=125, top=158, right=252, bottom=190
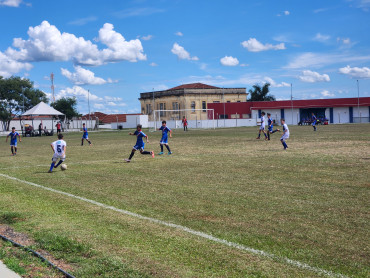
left=158, top=121, right=172, bottom=155
left=6, top=127, right=21, bottom=156
left=48, top=133, right=67, bottom=173
left=125, top=124, right=154, bottom=162
left=267, top=113, right=280, bottom=140
left=81, top=123, right=92, bottom=146
left=311, top=112, right=317, bottom=131
left=182, top=116, right=188, bottom=131
left=280, top=118, right=290, bottom=150
left=256, top=112, right=268, bottom=140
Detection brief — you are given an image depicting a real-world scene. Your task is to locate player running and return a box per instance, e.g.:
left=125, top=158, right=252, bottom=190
left=81, top=123, right=92, bottom=146
left=256, top=112, right=268, bottom=140
left=125, top=125, right=154, bottom=163
left=158, top=121, right=172, bottom=155
left=49, top=133, right=67, bottom=173
left=6, top=127, right=21, bottom=156
left=311, top=112, right=317, bottom=131
left=267, top=113, right=280, bottom=140
left=280, top=119, right=290, bottom=150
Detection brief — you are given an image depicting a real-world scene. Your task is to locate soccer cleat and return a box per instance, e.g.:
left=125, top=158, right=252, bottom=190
left=48, top=170, right=53, bottom=173
left=256, top=137, right=260, bottom=139
left=158, top=152, right=164, bottom=155
left=151, top=151, right=155, bottom=158
left=124, top=159, right=131, bottom=163
left=168, top=152, right=172, bottom=155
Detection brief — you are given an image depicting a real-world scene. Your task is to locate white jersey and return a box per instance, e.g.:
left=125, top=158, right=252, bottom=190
left=281, top=123, right=290, bottom=140
left=260, top=116, right=265, bottom=129
left=52, top=140, right=67, bottom=156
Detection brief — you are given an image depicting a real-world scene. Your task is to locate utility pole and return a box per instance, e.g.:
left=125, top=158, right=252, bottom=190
left=88, top=89, right=91, bottom=129
left=291, top=83, right=293, bottom=125
left=357, top=80, right=360, bottom=118
left=51, top=73, right=55, bottom=103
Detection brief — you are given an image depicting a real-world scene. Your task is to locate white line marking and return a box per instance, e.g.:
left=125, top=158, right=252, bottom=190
left=0, top=173, right=348, bottom=278
left=0, top=160, right=113, bottom=170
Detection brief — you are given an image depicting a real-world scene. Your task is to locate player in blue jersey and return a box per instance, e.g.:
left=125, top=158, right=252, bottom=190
left=280, top=118, right=290, bottom=150
left=158, top=121, right=172, bottom=155
left=256, top=112, right=268, bottom=140
left=311, top=112, right=317, bottom=131
left=266, top=113, right=280, bottom=140
left=6, top=127, right=21, bottom=156
left=48, top=133, right=67, bottom=173
left=125, top=124, right=154, bottom=162
left=81, top=123, right=92, bottom=146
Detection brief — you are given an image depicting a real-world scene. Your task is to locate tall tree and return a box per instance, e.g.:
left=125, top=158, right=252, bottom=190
left=0, top=76, right=48, bottom=131
left=51, top=97, right=79, bottom=120
left=248, top=83, right=276, bottom=101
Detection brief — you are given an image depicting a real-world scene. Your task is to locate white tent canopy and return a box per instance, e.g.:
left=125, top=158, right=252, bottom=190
left=22, top=102, right=64, bottom=116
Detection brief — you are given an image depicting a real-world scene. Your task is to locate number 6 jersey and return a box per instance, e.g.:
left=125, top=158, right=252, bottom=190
left=52, top=139, right=67, bottom=155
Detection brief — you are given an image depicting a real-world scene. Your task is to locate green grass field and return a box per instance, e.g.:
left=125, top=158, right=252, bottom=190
left=0, top=124, right=369, bottom=277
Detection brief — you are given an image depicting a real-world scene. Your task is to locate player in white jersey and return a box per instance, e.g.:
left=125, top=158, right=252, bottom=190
left=256, top=111, right=268, bottom=140
left=280, top=118, right=290, bottom=150
left=48, top=133, right=67, bottom=173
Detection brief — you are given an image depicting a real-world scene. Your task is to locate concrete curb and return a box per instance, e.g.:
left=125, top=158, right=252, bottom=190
left=0, top=260, right=21, bottom=278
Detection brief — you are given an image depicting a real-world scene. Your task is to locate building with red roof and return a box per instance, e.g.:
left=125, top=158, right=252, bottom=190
left=207, top=97, right=370, bottom=124
left=139, top=83, right=247, bottom=121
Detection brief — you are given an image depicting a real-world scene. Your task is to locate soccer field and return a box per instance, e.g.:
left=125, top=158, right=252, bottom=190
left=0, top=124, right=369, bottom=277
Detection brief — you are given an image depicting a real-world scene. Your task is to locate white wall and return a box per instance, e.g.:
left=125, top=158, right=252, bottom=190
left=111, top=115, right=149, bottom=129
left=282, top=108, right=300, bottom=125
left=148, top=118, right=257, bottom=129
left=333, top=107, right=350, bottom=124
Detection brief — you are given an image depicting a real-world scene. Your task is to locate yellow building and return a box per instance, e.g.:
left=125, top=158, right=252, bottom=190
left=139, top=83, right=247, bottom=121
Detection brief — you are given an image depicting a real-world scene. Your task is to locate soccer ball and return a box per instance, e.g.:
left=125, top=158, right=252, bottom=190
left=61, top=164, right=68, bottom=171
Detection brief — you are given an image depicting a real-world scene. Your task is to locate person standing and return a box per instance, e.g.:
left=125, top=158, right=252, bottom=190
left=182, top=116, right=188, bottom=131
left=39, top=123, right=43, bottom=136
left=6, top=127, right=21, bottom=156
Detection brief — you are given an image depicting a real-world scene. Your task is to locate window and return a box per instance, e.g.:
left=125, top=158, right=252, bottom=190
left=227, top=101, right=231, bottom=103
left=237, top=101, right=241, bottom=103
left=146, top=104, right=152, bottom=115
left=191, top=101, right=196, bottom=112
left=213, top=101, right=220, bottom=103
left=172, top=102, right=179, bottom=113
left=159, top=103, right=166, bottom=117
left=202, top=101, right=206, bottom=112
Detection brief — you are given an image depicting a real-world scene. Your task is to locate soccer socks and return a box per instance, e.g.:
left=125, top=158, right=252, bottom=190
left=165, top=145, right=171, bottom=152
left=54, top=160, right=63, bottom=168
left=271, top=129, right=278, bottom=134
left=49, top=162, right=55, bottom=172
left=11, top=147, right=14, bottom=155
left=281, top=140, right=288, bottom=149
left=129, top=151, right=135, bottom=160
left=160, top=145, right=164, bottom=152
left=267, top=132, right=270, bottom=140
left=141, top=151, right=151, bottom=155
left=81, top=139, right=84, bottom=146
left=88, top=140, right=92, bottom=145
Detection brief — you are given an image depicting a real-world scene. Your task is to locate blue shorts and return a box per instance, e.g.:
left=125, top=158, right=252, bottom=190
left=133, top=143, right=144, bottom=151
left=268, top=126, right=273, bottom=132
left=10, top=142, right=17, bottom=147
left=82, top=134, right=89, bottom=139
left=160, top=137, right=168, bottom=144
left=312, top=121, right=316, bottom=126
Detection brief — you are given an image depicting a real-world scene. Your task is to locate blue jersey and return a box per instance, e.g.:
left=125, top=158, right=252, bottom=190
left=8, top=132, right=19, bottom=145
left=134, top=130, right=146, bottom=145
left=159, top=126, right=171, bottom=138
left=268, top=118, right=273, bottom=128
left=83, top=127, right=88, bottom=136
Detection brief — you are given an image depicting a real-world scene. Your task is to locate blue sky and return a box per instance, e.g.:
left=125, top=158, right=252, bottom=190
left=0, top=0, right=369, bottom=114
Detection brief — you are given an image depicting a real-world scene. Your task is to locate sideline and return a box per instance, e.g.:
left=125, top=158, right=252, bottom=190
left=0, top=173, right=348, bottom=278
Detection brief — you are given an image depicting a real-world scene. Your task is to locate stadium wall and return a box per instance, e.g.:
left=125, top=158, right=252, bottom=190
left=111, top=115, right=148, bottom=129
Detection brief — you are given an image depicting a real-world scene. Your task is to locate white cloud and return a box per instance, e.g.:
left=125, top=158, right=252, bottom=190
left=241, top=38, right=286, bottom=52
left=339, top=65, right=370, bottom=78
left=314, top=33, right=331, bottom=42
left=141, top=34, right=153, bottom=41
left=171, top=43, right=198, bottom=61
left=200, top=63, right=207, bottom=70
left=113, top=7, right=165, bottom=18
left=0, top=0, right=22, bottom=7
left=284, top=10, right=290, bottom=15
left=220, top=56, right=239, bottom=66
left=149, top=62, right=158, bottom=66
left=175, top=31, right=183, bottom=36
left=104, top=96, right=122, bottom=101
left=5, top=21, right=146, bottom=66
left=57, top=86, right=103, bottom=101
left=298, top=70, right=330, bottom=83
left=240, top=63, right=249, bottom=67
left=94, top=103, right=104, bottom=109
left=321, top=90, right=335, bottom=97
left=61, top=66, right=114, bottom=85
left=0, top=51, right=32, bottom=77
left=285, top=52, right=370, bottom=69
left=337, top=37, right=352, bottom=45
left=264, top=77, right=290, bottom=88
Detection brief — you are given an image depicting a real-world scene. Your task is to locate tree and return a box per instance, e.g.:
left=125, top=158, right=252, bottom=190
left=248, top=83, right=276, bottom=101
left=51, top=97, right=79, bottom=120
left=0, top=76, right=49, bottom=131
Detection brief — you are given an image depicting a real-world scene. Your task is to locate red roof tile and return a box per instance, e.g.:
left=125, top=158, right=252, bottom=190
left=169, top=83, right=220, bottom=90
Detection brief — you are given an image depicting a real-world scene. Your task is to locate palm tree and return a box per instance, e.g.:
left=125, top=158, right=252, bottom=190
left=248, top=83, right=276, bottom=101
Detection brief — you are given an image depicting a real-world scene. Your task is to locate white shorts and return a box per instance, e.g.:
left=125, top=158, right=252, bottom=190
left=260, top=125, right=265, bottom=130
left=280, top=133, right=290, bottom=141
left=52, top=153, right=65, bottom=162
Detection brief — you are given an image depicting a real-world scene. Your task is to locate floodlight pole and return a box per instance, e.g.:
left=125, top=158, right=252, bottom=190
left=291, top=83, right=293, bottom=125
left=357, top=80, right=360, bottom=117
